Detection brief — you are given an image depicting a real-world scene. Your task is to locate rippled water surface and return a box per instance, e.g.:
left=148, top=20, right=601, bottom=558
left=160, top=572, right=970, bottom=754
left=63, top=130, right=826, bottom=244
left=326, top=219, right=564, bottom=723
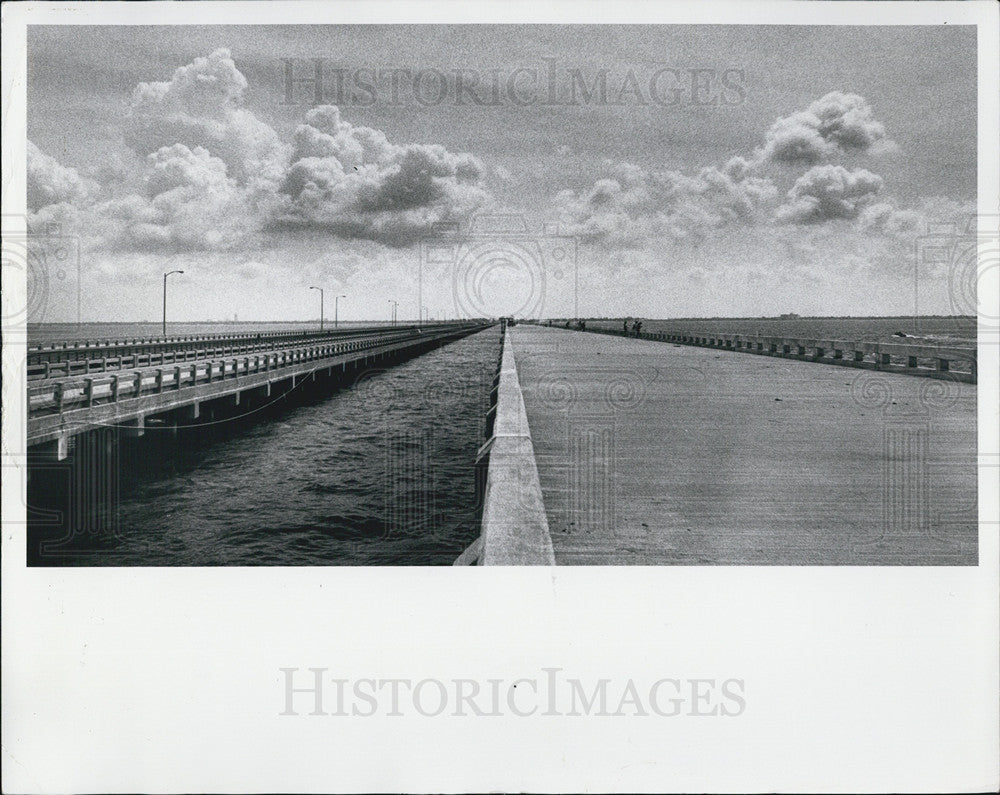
left=28, top=327, right=499, bottom=566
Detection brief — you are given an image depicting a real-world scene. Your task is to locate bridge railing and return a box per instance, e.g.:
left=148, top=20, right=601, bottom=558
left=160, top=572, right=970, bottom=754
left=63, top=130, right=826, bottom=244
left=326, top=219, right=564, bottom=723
left=27, top=324, right=484, bottom=416
left=25, top=322, right=479, bottom=365
left=27, top=323, right=410, bottom=354
left=26, top=323, right=469, bottom=378
left=579, top=326, right=976, bottom=382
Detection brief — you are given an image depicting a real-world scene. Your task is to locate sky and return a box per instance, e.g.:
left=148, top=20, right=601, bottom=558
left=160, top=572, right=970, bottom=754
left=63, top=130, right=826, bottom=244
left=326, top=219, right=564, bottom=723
left=25, top=25, right=977, bottom=322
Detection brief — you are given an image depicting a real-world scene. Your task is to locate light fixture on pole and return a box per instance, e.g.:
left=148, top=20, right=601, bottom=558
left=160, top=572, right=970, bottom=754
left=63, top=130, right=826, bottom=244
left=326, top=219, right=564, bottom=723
left=388, top=299, right=398, bottom=327
left=335, top=294, right=346, bottom=329
left=162, top=269, right=184, bottom=336
left=310, top=286, right=324, bottom=331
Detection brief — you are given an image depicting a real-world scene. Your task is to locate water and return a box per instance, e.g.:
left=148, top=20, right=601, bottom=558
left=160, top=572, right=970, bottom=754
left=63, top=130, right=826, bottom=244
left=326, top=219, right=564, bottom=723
left=27, top=327, right=500, bottom=566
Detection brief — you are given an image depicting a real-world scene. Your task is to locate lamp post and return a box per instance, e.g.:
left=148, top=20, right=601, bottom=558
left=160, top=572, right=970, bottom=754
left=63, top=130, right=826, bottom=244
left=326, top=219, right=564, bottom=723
left=388, top=299, right=398, bottom=327
left=162, top=269, right=184, bottom=336
left=335, top=294, right=346, bottom=329
left=421, top=305, right=429, bottom=325
left=310, top=286, right=324, bottom=331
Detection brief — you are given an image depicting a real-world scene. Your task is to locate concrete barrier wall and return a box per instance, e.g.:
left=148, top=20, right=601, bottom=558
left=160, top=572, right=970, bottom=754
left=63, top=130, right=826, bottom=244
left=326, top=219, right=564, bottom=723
left=455, top=329, right=555, bottom=566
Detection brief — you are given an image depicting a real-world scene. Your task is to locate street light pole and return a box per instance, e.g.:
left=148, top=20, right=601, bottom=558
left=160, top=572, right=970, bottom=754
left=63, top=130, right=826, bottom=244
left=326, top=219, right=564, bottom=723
left=335, top=294, right=346, bottom=328
left=162, top=269, right=184, bottom=336
left=310, top=286, right=324, bottom=331
left=388, top=299, right=398, bottom=327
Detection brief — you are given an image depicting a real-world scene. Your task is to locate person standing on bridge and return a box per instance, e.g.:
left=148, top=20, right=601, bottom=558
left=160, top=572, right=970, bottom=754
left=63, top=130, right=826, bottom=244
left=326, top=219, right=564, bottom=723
left=623, top=319, right=630, bottom=336
left=634, top=320, right=643, bottom=338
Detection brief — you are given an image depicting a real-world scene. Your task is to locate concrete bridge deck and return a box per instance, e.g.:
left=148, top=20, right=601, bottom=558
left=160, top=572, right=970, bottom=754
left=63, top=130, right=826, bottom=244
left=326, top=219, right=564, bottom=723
left=471, top=324, right=977, bottom=566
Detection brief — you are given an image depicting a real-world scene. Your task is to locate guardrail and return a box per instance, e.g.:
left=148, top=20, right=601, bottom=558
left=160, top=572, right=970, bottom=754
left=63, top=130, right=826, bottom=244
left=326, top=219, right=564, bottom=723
left=454, top=328, right=555, bottom=566
left=26, top=323, right=466, bottom=379
left=28, top=324, right=484, bottom=417
left=577, top=326, right=977, bottom=384
left=27, top=323, right=432, bottom=355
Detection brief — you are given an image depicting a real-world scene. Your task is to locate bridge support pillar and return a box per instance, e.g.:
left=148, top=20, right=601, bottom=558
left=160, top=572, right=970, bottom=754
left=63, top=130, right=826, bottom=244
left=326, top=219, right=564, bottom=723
left=233, top=391, right=241, bottom=407
left=186, top=402, right=201, bottom=420
left=56, top=433, right=70, bottom=461
left=33, top=434, right=72, bottom=462
left=124, top=415, right=145, bottom=438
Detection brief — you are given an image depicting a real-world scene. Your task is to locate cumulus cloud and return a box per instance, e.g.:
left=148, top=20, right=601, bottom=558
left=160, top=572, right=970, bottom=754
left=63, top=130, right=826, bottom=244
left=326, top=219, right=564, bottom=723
left=124, top=48, right=289, bottom=187
left=95, top=144, right=252, bottom=251
left=29, top=51, right=493, bottom=253
left=856, top=195, right=975, bottom=276
left=775, top=164, right=883, bottom=224
left=551, top=91, right=900, bottom=249
left=556, top=159, right=777, bottom=247
left=273, top=105, right=489, bottom=246
left=858, top=201, right=923, bottom=239
left=758, top=92, right=895, bottom=165
left=27, top=140, right=97, bottom=211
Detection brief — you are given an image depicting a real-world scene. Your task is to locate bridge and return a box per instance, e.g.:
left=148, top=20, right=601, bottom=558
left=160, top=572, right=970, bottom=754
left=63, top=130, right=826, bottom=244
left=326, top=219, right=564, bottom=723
left=460, top=322, right=978, bottom=566
left=23, top=317, right=979, bottom=566
left=25, top=322, right=490, bottom=459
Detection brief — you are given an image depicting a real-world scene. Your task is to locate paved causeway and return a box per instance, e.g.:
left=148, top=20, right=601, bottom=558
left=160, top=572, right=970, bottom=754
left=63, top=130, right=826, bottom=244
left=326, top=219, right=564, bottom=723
left=510, top=325, right=977, bottom=565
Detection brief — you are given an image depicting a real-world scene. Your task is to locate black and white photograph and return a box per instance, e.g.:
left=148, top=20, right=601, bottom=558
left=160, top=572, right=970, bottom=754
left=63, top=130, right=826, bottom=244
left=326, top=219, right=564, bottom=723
left=17, top=20, right=983, bottom=566
left=3, top=1, right=998, bottom=792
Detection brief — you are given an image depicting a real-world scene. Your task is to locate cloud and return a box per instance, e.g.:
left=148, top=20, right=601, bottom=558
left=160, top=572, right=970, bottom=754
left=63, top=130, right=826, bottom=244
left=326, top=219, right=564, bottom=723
left=95, top=144, right=252, bottom=251
left=775, top=164, right=883, bottom=224
left=551, top=92, right=897, bottom=248
left=856, top=195, right=975, bottom=276
left=556, top=159, right=777, bottom=247
left=83, top=154, right=133, bottom=187
left=30, top=51, right=495, bottom=254
left=273, top=105, right=489, bottom=246
left=26, top=140, right=97, bottom=211
left=758, top=92, right=895, bottom=165
left=124, top=48, right=289, bottom=187
left=858, top=201, right=923, bottom=239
